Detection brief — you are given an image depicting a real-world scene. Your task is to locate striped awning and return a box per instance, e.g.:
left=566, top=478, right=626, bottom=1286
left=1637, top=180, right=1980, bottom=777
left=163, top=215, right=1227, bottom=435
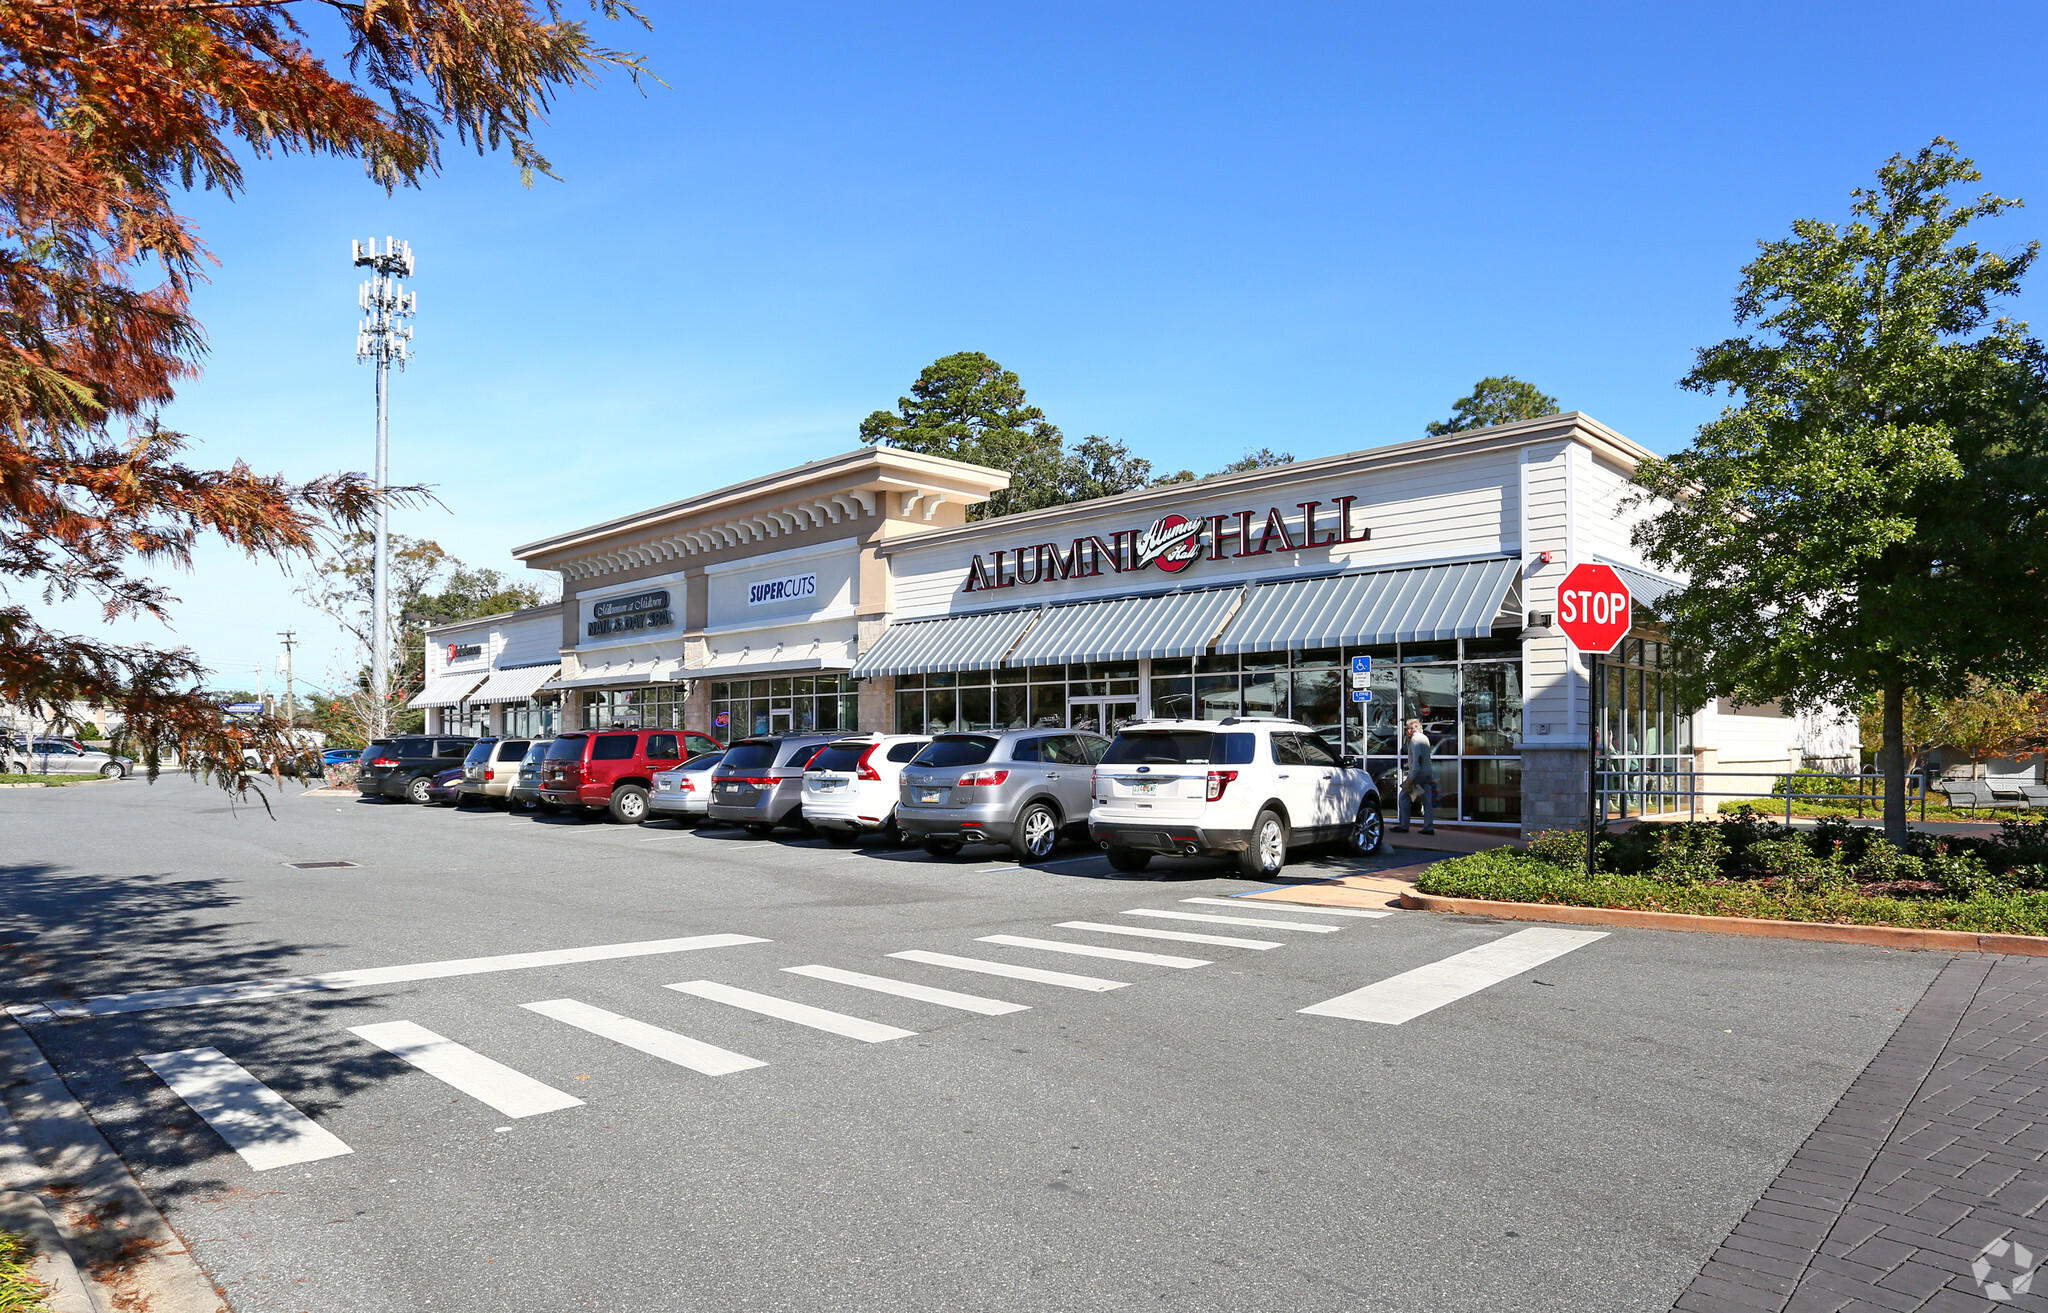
left=466, top=663, right=562, bottom=705
left=405, top=670, right=488, bottom=710
left=1605, top=561, right=1682, bottom=612
left=1008, top=587, right=1245, bottom=666
left=1213, top=558, right=1520, bottom=654
left=849, top=608, right=1040, bottom=680
left=546, top=657, right=664, bottom=691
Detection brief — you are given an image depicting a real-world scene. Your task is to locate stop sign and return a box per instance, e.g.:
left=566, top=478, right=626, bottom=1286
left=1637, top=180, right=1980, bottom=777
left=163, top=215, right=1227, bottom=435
left=1555, top=563, right=1632, bottom=654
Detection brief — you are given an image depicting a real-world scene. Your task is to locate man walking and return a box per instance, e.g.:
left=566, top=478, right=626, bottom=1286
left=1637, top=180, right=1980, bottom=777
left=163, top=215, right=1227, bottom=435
left=1395, top=718, right=1436, bottom=835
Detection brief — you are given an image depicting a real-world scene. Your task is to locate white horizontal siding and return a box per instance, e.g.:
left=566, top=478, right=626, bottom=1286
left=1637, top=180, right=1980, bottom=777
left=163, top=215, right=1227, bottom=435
left=496, top=611, right=562, bottom=668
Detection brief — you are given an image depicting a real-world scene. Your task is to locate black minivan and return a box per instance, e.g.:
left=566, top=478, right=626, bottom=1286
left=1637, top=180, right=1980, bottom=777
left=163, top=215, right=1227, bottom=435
left=357, top=735, right=478, bottom=804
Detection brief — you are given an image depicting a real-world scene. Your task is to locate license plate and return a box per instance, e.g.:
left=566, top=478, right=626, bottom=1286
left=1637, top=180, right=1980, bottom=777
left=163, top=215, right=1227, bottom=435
left=918, top=790, right=943, bottom=804
left=720, top=783, right=743, bottom=794
left=815, top=779, right=844, bottom=790
left=1126, top=781, right=1158, bottom=796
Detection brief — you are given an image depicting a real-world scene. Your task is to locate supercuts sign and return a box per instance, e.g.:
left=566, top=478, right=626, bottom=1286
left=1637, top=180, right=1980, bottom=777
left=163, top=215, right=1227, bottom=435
left=961, top=497, right=1370, bottom=593
left=587, top=589, right=674, bottom=637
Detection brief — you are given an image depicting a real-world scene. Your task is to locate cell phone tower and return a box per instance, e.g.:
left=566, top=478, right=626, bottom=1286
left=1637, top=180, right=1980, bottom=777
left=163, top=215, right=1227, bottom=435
left=353, top=236, right=415, bottom=737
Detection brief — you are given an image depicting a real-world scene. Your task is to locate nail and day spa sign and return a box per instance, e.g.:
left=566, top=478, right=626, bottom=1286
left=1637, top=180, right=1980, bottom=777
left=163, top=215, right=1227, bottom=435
left=586, top=589, right=675, bottom=638
left=959, top=496, right=1372, bottom=593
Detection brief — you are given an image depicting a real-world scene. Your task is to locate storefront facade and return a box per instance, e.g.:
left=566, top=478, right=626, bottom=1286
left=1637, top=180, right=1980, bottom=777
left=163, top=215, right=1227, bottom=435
left=503, top=414, right=1817, bottom=837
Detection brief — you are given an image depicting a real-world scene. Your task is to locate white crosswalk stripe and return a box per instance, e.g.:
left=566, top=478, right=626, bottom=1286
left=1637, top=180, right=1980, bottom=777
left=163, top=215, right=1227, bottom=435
left=1124, top=908, right=1341, bottom=933
left=520, top=998, right=766, bottom=1075
left=347, top=1021, right=583, bottom=1118
left=1057, top=920, right=1282, bottom=950
left=887, top=950, right=1128, bottom=992
left=1299, top=927, right=1608, bottom=1024
left=1180, top=898, right=1392, bottom=919
left=977, top=934, right=1208, bottom=969
left=139, top=1047, right=352, bottom=1171
left=665, top=981, right=914, bottom=1043
left=782, top=965, right=1029, bottom=1016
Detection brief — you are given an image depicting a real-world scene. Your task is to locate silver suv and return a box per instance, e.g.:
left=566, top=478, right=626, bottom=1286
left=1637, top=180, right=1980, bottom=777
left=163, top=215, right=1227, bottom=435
left=897, top=729, right=1111, bottom=862
left=705, top=735, right=840, bottom=836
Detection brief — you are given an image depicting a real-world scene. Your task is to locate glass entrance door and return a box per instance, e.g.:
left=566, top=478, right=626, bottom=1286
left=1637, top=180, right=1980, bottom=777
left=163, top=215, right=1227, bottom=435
left=769, top=707, right=791, bottom=734
left=1067, top=698, right=1138, bottom=735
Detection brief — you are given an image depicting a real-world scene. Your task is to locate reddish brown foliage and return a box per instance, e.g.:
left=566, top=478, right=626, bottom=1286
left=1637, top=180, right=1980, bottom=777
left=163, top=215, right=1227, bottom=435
left=0, top=0, right=646, bottom=795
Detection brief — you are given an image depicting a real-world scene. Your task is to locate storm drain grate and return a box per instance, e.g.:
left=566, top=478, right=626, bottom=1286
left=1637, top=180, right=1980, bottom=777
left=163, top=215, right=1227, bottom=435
left=284, top=861, right=359, bottom=870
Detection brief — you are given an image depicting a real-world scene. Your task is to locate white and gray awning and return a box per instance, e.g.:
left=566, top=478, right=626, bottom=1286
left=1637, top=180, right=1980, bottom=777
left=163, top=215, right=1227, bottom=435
left=546, top=657, right=665, bottom=691
left=848, top=608, right=1041, bottom=680
left=406, top=670, right=489, bottom=710
left=1214, top=558, right=1521, bottom=654
left=1008, top=587, right=1245, bottom=666
left=466, top=663, right=562, bottom=705
left=1604, top=561, right=1682, bottom=612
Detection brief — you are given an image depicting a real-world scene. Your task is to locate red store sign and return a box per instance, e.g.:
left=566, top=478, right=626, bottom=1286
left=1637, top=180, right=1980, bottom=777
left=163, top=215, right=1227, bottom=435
left=962, top=497, right=1370, bottom=593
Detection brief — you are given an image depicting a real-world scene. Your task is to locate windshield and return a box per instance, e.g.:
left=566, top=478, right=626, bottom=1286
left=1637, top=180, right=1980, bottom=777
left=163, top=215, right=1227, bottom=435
left=522, top=741, right=550, bottom=765
left=463, top=742, right=495, bottom=767
left=722, top=742, right=778, bottom=770
left=1101, top=730, right=1255, bottom=766
left=809, top=744, right=869, bottom=772
left=913, top=736, right=998, bottom=768
left=681, top=751, right=724, bottom=772
left=544, top=736, right=587, bottom=763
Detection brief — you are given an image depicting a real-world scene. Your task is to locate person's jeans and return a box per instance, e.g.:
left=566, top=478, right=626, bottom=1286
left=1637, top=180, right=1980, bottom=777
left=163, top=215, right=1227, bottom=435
left=1398, top=778, right=1436, bottom=830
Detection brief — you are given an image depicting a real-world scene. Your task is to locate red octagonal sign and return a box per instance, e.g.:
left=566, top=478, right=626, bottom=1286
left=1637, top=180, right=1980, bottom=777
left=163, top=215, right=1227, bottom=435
left=1555, top=562, right=1632, bottom=655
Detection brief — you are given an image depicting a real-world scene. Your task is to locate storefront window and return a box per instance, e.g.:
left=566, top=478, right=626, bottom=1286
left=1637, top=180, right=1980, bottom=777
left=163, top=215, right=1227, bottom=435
left=708, top=674, right=856, bottom=741
left=501, top=700, right=558, bottom=739
left=1596, top=640, right=1698, bottom=819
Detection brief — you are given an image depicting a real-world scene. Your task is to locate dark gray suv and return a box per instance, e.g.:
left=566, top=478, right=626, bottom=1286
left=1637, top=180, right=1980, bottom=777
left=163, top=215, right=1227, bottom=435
left=705, top=735, right=839, bottom=835
left=896, top=729, right=1110, bottom=861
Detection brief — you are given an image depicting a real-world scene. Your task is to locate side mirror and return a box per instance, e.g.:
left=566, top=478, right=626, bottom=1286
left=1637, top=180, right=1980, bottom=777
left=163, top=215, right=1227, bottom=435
left=1339, top=754, right=1364, bottom=770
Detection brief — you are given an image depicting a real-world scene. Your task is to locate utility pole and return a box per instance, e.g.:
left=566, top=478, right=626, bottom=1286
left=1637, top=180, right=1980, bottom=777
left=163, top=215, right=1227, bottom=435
left=353, top=236, right=416, bottom=737
left=277, top=630, right=298, bottom=729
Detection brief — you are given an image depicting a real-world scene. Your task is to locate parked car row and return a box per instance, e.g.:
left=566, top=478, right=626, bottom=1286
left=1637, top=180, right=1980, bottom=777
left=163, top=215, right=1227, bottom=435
left=348, top=716, right=1386, bottom=877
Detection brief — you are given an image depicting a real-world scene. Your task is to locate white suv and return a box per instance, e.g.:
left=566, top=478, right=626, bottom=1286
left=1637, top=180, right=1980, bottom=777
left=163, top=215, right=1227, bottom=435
left=802, top=733, right=932, bottom=844
left=1089, top=718, right=1382, bottom=877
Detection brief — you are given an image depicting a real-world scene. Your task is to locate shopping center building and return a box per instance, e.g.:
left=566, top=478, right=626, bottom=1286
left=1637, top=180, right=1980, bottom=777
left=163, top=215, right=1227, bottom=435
left=413, top=413, right=1826, bottom=837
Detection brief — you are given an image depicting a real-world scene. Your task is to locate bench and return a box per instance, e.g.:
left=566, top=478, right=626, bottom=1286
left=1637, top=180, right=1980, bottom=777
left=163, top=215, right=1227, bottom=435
left=1937, top=779, right=2001, bottom=811
left=2023, top=783, right=2048, bottom=812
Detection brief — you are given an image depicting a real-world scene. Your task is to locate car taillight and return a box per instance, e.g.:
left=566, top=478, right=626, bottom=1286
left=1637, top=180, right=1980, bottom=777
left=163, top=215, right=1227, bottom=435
left=856, top=744, right=882, bottom=782
left=371, top=756, right=398, bottom=768
left=485, top=769, right=497, bottom=781
left=736, top=775, right=778, bottom=786
left=681, top=777, right=696, bottom=792
left=958, top=769, right=1009, bottom=787
left=1206, top=770, right=1238, bottom=802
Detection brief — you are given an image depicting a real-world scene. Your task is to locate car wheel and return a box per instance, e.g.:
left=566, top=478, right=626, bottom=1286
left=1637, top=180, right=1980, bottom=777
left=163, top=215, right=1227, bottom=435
left=821, top=828, right=857, bottom=846
left=100, top=763, right=124, bottom=780
left=744, top=823, right=774, bottom=837
left=1012, top=802, right=1060, bottom=863
left=882, top=814, right=906, bottom=847
left=1235, top=809, right=1289, bottom=879
left=609, top=785, right=650, bottom=824
left=1107, top=848, right=1152, bottom=873
left=405, top=776, right=433, bottom=805
left=1345, top=801, right=1385, bottom=858
left=921, top=838, right=963, bottom=859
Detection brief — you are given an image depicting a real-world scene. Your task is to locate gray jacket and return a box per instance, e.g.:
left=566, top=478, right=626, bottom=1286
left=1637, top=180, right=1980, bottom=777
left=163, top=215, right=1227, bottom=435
left=1407, top=733, right=1435, bottom=784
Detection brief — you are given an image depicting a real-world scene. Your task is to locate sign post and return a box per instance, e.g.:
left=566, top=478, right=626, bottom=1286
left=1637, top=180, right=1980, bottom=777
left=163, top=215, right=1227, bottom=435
left=1553, top=563, right=1632, bottom=875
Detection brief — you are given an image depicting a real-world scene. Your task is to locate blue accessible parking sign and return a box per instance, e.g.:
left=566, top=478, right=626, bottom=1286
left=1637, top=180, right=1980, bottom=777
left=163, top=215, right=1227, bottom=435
left=1349, top=654, right=1372, bottom=701
left=1350, top=655, right=1371, bottom=673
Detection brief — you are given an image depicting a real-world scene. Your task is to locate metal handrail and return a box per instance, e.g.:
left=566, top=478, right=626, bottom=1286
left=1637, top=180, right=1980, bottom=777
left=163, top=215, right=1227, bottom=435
left=1593, top=767, right=1929, bottom=826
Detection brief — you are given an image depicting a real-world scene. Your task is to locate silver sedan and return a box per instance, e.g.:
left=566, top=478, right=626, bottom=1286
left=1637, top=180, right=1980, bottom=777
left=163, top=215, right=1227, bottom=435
left=6, top=738, right=134, bottom=778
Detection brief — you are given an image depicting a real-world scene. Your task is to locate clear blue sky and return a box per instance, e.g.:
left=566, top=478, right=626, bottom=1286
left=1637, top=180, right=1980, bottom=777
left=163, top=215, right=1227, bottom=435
left=60, top=0, right=2048, bottom=694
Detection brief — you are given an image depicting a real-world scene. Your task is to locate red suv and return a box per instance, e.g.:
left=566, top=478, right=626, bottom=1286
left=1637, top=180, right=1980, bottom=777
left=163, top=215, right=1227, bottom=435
left=540, top=729, right=723, bottom=822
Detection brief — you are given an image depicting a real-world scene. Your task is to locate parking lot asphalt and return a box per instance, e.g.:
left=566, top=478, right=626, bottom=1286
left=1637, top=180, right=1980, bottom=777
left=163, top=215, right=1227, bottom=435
left=0, top=775, right=1959, bottom=1312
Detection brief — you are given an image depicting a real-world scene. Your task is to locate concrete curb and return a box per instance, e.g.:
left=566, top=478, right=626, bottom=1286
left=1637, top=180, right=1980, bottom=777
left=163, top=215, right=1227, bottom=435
left=0, top=1190, right=100, bottom=1313
left=0, top=1019, right=227, bottom=1312
left=1397, top=891, right=2048, bottom=955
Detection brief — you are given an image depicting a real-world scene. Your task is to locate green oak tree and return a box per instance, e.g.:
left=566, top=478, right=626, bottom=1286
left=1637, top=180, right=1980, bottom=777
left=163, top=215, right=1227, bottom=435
left=1632, top=140, right=2048, bottom=844
left=1424, top=376, right=1560, bottom=436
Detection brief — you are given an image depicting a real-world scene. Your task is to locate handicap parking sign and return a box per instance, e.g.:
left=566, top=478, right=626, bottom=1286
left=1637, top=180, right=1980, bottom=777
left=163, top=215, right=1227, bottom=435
left=1351, top=689, right=1371, bottom=702
left=1350, top=655, right=1371, bottom=673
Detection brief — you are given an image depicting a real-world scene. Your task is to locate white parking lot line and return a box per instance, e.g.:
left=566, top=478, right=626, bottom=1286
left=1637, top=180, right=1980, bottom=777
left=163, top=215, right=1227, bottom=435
left=15, top=934, right=771, bottom=1022
left=782, top=965, right=1029, bottom=1016
left=1298, top=927, right=1609, bottom=1024
left=1057, top=920, right=1283, bottom=950
left=139, top=1047, right=353, bottom=1172
left=519, top=998, right=766, bottom=1075
left=977, top=934, right=1208, bottom=969
left=665, top=981, right=914, bottom=1043
left=1181, top=898, right=1392, bottom=919
left=1124, top=908, right=1341, bottom=933
left=347, top=1021, right=584, bottom=1118
left=887, top=950, right=1129, bottom=992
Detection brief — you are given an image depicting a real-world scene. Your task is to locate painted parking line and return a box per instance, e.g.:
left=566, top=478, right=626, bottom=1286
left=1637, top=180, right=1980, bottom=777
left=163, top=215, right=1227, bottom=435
left=977, top=857, right=1110, bottom=874
left=887, top=950, right=1129, bottom=992
left=139, top=1047, right=353, bottom=1172
left=1124, top=908, right=1341, bottom=933
left=1299, top=927, right=1609, bottom=1025
left=347, top=1021, right=584, bottom=1118
left=1183, top=897, right=1392, bottom=919
left=1056, top=920, right=1283, bottom=950
left=978, top=934, right=1209, bottom=969
left=665, top=981, right=915, bottom=1043
left=12, top=934, right=770, bottom=1023
left=782, top=965, right=1030, bottom=1016
left=519, top=998, right=766, bottom=1075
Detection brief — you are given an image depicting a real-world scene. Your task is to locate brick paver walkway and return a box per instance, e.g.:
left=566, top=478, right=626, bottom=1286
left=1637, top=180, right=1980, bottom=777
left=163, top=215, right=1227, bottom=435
left=1674, top=954, right=2048, bottom=1312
